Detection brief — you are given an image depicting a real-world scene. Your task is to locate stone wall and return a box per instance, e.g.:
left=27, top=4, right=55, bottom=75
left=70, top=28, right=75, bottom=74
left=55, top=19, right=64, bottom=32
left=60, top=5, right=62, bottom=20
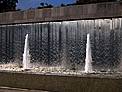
left=0, top=2, right=122, bottom=24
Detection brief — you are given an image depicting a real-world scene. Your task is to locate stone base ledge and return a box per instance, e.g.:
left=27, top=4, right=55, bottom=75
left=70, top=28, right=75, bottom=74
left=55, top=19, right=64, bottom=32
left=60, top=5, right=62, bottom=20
left=0, top=71, right=121, bottom=92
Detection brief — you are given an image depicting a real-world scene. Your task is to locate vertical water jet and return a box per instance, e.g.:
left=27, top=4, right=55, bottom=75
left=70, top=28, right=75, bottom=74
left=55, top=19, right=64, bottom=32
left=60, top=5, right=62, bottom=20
left=23, top=34, right=30, bottom=70
left=84, top=33, right=93, bottom=73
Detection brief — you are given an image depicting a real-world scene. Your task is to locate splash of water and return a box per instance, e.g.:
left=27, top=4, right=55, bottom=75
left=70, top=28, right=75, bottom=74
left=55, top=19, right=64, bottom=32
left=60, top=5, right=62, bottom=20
left=84, top=34, right=93, bottom=73
left=23, top=34, right=30, bottom=70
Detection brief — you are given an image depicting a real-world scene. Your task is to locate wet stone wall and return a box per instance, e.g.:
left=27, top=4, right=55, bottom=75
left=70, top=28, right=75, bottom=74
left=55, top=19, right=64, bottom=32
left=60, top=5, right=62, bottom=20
left=0, top=18, right=122, bottom=70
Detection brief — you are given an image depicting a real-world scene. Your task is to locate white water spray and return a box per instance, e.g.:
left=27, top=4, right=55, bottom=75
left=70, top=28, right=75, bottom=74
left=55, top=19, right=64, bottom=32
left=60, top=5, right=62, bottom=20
left=84, top=34, right=93, bottom=73
left=23, top=34, right=30, bottom=70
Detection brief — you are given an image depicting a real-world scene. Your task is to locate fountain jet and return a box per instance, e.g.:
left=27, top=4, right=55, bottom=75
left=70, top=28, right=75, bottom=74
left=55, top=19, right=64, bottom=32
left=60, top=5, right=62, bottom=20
left=84, top=34, right=93, bottom=73
left=23, top=34, right=30, bottom=70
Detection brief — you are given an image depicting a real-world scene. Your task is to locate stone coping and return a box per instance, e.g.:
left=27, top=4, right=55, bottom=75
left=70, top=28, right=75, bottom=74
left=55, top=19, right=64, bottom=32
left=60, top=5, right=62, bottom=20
left=0, top=2, right=122, bottom=25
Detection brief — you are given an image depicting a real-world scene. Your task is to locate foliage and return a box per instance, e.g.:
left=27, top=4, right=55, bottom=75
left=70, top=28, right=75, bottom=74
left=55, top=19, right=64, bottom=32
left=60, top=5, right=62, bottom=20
left=0, top=0, right=18, bottom=13
left=37, top=2, right=53, bottom=9
left=76, top=0, right=117, bottom=4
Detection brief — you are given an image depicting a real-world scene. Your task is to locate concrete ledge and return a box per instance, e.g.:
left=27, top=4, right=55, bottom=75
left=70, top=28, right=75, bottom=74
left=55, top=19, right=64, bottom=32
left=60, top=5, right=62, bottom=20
left=0, top=87, right=48, bottom=92
left=0, top=2, right=122, bottom=24
left=0, top=72, right=121, bottom=92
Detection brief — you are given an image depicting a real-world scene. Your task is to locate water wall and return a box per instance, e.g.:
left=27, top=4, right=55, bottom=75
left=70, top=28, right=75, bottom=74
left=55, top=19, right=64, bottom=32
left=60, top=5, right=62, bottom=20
left=0, top=2, right=122, bottom=92
left=0, top=18, right=122, bottom=71
left=0, top=2, right=122, bottom=71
